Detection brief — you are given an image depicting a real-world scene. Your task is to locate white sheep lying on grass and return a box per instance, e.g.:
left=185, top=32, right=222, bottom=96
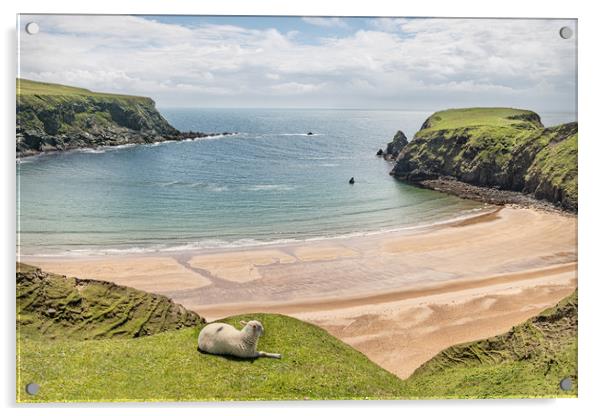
left=198, top=320, right=282, bottom=359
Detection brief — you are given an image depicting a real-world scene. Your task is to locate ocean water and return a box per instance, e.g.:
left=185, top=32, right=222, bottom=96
left=16, top=108, right=575, bottom=256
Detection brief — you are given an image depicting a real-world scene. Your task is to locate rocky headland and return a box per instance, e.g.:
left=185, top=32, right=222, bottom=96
left=16, top=78, right=233, bottom=157
left=381, top=108, right=577, bottom=212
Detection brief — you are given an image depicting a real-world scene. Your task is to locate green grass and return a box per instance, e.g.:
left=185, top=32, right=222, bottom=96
left=16, top=265, right=577, bottom=402
left=526, top=132, right=578, bottom=209
left=419, top=107, right=543, bottom=132
left=17, top=78, right=149, bottom=102
left=17, top=313, right=407, bottom=402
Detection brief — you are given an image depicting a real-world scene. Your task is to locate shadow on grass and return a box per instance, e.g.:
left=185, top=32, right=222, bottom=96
left=197, top=347, right=258, bottom=363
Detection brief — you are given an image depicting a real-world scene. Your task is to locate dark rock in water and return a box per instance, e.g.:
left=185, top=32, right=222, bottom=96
left=349, top=177, right=355, bottom=184
left=307, top=132, right=314, bottom=136
left=376, top=149, right=384, bottom=156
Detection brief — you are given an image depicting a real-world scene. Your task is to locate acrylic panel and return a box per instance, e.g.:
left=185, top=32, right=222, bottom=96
left=16, top=15, right=578, bottom=402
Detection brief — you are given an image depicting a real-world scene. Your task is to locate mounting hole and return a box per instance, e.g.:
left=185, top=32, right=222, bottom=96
left=559, top=377, right=573, bottom=391
left=25, top=383, right=40, bottom=395
left=25, top=22, right=39, bottom=35
left=559, top=26, right=573, bottom=40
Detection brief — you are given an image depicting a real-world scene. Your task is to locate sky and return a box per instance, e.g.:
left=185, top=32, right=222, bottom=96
left=18, top=15, right=577, bottom=112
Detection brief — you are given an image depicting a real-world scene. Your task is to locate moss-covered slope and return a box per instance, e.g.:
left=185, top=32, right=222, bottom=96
left=391, top=108, right=578, bottom=210
left=17, top=263, right=203, bottom=340
left=16, top=78, right=180, bottom=156
left=404, top=290, right=578, bottom=398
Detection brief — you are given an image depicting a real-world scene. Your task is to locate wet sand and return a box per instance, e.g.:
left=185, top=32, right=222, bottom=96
left=21, top=206, right=577, bottom=378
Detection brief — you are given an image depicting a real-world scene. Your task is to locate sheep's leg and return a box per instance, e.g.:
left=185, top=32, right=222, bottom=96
left=257, top=351, right=282, bottom=359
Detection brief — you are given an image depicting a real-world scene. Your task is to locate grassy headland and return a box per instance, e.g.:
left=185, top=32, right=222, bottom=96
left=16, top=79, right=182, bottom=156
left=390, top=107, right=577, bottom=211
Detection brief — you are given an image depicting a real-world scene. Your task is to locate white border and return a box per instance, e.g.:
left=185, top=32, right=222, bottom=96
left=2, top=1, right=601, bottom=415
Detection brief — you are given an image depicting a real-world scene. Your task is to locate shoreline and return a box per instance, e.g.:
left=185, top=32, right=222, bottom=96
left=17, top=205, right=498, bottom=258
left=20, top=206, right=577, bottom=378
left=16, top=131, right=237, bottom=160
left=413, top=176, right=575, bottom=214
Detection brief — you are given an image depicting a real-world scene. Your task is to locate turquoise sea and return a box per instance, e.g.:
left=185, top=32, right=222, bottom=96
left=16, top=109, right=575, bottom=256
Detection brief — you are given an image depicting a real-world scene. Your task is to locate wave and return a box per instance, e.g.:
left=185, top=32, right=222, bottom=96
left=158, top=180, right=183, bottom=187
left=20, top=206, right=494, bottom=258
left=19, top=134, right=242, bottom=161
left=158, top=181, right=296, bottom=192
left=207, top=185, right=228, bottom=192
left=248, top=184, right=295, bottom=192
left=74, top=148, right=107, bottom=154
left=157, top=181, right=227, bottom=191
left=178, top=133, right=240, bottom=142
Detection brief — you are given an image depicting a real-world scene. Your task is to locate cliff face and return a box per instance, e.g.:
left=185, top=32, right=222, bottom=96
left=16, top=79, right=181, bottom=157
left=390, top=108, right=577, bottom=211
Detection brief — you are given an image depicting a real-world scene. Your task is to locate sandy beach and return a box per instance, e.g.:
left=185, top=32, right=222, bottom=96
left=22, top=206, right=577, bottom=378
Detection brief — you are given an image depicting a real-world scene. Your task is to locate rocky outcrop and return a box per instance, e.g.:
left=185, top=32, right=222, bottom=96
left=377, top=130, right=408, bottom=160
left=390, top=108, right=577, bottom=211
left=16, top=79, right=231, bottom=157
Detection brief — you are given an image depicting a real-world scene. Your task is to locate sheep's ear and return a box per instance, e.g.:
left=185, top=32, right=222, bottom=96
left=240, top=320, right=248, bottom=327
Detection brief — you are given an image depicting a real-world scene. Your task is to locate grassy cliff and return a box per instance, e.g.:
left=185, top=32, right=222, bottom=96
left=390, top=108, right=578, bottom=210
left=16, top=79, right=180, bottom=156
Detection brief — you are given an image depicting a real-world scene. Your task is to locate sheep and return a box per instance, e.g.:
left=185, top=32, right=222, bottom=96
left=197, top=319, right=282, bottom=359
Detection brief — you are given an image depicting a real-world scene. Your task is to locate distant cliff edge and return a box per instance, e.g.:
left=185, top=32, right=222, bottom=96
left=16, top=78, right=231, bottom=157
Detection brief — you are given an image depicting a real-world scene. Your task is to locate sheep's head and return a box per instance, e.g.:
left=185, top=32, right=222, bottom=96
left=240, top=320, right=264, bottom=337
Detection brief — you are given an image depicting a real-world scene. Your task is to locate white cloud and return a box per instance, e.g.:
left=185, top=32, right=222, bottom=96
left=270, top=82, right=325, bottom=94
left=367, top=18, right=407, bottom=32
left=18, top=15, right=577, bottom=111
left=301, top=17, right=349, bottom=28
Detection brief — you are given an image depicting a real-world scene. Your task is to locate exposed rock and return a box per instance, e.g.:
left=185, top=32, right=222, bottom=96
left=385, top=130, right=409, bottom=159
left=379, top=130, right=409, bottom=160
left=415, top=176, right=567, bottom=214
